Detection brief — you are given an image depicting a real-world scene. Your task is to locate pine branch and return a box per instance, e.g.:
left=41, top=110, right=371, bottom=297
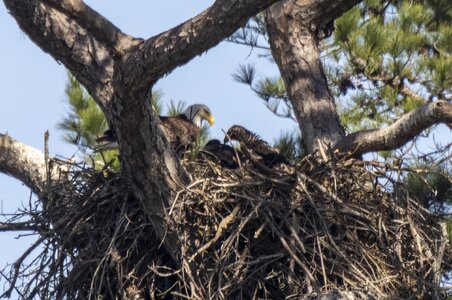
left=362, top=70, right=426, bottom=103
left=334, top=100, right=452, bottom=156
left=232, top=64, right=256, bottom=85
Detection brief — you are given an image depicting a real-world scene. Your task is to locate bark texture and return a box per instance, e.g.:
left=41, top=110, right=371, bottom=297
left=266, top=0, right=361, bottom=154
left=334, top=100, right=452, bottom=155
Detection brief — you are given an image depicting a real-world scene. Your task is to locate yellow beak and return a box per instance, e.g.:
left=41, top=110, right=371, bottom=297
left=207, top=114, right=215, bottom=126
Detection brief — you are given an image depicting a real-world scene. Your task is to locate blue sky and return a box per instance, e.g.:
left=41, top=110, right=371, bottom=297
left=0, top=1, right=296, bottom=282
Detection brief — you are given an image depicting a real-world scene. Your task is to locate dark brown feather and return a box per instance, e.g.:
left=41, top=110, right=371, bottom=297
left=159, top=115, right=201, bottom=151
left=224, top=125, right=288, bottom=167
left=200, top=139, right=240, bottom=168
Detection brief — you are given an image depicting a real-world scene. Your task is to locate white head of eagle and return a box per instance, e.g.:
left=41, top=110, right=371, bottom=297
left=183, top=104, right=214, bottom=128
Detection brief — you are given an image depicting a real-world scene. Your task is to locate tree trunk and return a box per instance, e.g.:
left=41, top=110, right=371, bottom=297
left=266, top=1, right=346, bottom=155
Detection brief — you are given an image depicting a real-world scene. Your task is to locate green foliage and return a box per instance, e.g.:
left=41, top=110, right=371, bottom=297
left=59, top=74, right=168, bottom=170
left=256, top=77, right=286, bottom=100
left=182, top=123, right=212, bottom=162
left=229, top=2, right=452, bottom=221
left=60, top=74, right=166, bottom=153
left=197, top=124, right=211, bottom=148
left=166, top=99, right=187, bottom=117
left=93, top=150, right=121, bottom=171
left=228, top=13, right=268, bottom=49
left=334, top=6, right=361, bottom=46
left=330, top=0, right=452, bottom=130
left=233, top=64, right=294, bottom=120
left=233, top=1, right=452, bottom=130
left=273, top=130, right=304, bottom=161
left=151, top=89, right=163, bottom=115
left=58, top=73, right=107, bottom=151
left=232, top=63, right=256, bottom=85
left=231, top=0, right=451, bottom=173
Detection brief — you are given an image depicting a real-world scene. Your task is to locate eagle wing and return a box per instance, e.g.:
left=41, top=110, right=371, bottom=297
left=160, top=115, right=201, bottom=151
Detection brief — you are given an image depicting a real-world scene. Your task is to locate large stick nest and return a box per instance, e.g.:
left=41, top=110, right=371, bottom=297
left=1, top=155, right=449, bottom=299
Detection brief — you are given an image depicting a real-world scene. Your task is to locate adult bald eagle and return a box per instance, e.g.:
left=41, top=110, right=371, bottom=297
left=224, top=125, right=287, bottom=167
left=95, top=104, right=214, bottom=152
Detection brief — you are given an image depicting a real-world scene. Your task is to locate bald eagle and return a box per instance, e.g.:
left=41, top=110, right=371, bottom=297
left=95, top=104, right=214, bottom=152
left=224, top=125, right=287, bottom=167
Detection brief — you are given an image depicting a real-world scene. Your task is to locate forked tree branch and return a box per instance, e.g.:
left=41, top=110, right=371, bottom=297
left=3, top=0, right=289, bottom=262
left=4, top=0, right=285, bottom=110
left=334, top=100, right=452, bottom=156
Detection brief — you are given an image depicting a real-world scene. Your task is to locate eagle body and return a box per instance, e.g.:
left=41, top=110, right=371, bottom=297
left=159, top=114, right=201, bottom=151
left=200, top=139, right=240, bottom=169
left=95, top=104, right=214, bottom=153
left=224, top=125, right=288, bottom=167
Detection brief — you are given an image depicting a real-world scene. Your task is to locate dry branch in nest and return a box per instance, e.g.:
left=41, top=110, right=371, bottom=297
left=0, top=155, right=449, bottom=299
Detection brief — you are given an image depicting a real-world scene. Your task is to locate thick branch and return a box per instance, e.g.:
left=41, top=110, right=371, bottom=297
left=0, top=133, right=48, bottom=196
left=4, top=0, right=114, bottom=106
left=334, top=100, right=452, bottom=156
left=120, top=0, right=283, bottom=89
left=41, top=0, right=140, bottom=57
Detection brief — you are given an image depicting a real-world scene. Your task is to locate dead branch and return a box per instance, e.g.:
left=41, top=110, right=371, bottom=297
left=0, top=133, right=48, bottom=196
left=0, top=221, right=38, bottom=232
